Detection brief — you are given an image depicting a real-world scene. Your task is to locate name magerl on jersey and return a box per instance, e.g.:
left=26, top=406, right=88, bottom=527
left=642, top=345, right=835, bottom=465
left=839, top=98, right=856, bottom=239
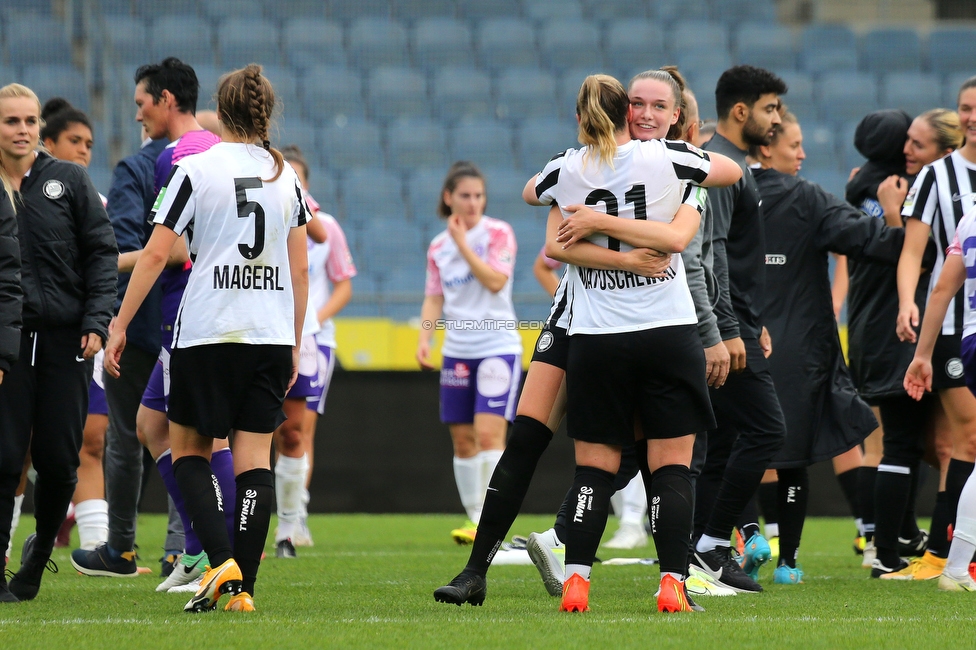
left=213, top=264, right=285, bottom=291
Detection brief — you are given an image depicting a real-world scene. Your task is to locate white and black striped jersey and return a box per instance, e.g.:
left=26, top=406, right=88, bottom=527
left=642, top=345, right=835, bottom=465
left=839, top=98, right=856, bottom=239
left=535, top=138, right=711, bottom=335
left=902, top=149, right=976, bottom=335
left=151, top=142, right=309, bottom=348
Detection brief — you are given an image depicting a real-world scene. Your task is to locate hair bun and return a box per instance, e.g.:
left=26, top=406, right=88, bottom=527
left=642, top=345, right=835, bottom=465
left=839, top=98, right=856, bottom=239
left=41, top=97, right=73, bottom=121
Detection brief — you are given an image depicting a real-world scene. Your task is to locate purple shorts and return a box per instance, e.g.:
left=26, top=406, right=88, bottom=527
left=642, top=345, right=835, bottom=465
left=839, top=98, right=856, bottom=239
left=439, top=354, right=521, bottom=424
left=88, top=350, right=107, bottom=416
left=307, top=344, right=336, bottom=414
left=287, top=335, right=319, bottom=400
left=141, top=347, right=170, bottom=412
left=961, top=333, right=976, bottom=397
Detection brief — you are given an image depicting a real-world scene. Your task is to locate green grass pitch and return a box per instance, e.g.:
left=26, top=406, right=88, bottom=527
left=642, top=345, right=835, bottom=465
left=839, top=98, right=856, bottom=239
left=0, top=515, right=972, bottom=649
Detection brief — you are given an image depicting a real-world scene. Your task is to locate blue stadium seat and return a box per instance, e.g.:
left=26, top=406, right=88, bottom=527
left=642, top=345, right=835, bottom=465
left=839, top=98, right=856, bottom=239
left=775, top=70, right=816, bottom=123
left=559, top=66, right=614, bottom=118
left=151, top=15, right=216, bottom=67
left=328, top=0, right=391, bottom=22
left=86, top=165, right=113, bottom=198
left=675, top=51, right=733, bottom=82
left=482, top=166, right=538, bottom=222
left=413, top=18, right=473, bottom=69
left=0, top=65, right=18, bottom=85
left=304, top=166, right=338, bottom=213
left=7, top=16, right=72, bottom=66
left=798, top=122, right=839, bottom=172
left=259, top=65, right=300, bottom=120
left=320, top=119, right=385, bottom=170
left=944, top=72, right=974, bottom=109
left=193, top=65, right=222, bottom=109
left=539, top=19, right=603, bottom=73
left=840, top=120, right=865, bottom=173
left=800, top=24, right=857, bottom=73
left=275, top=119, right=320, bottom=164
left=684, top=68, right=726, bottom=121
left=523, top=0, right=583, bottom=21
left=881, top=72, right=940, bottom=118
left=218, top=18, right=281, bottom=68
left=671, top=20, right=729, bottom=53
left=818, top=72, right=879, bottom=124
left=134, top=0, right=197, bottom=17
left=604, top=20, right=666, bottom=74
left=361, top=221, right=426, bottom=274
left=367, top=66, right=428, bottom=122
left=283, top=18, right=345, bottom=69
left=735, top=22, right=795, bottom=71
left=432, top=67, right=493, bottom=122
left=583, top=0, right=648, bottom=20
left=928, top=28, right=976, bottom=75
left=496, top=67, right=557, bottom=121
left=23, top=65, right=89, bottom=113
left=450, top=119, right=517, bottom=169
left=713, top=0, right=778, bottom=25
left=89, top=121, right=111, bottom=170
left=861, top=28, right=922, bottom=73
left=456, top=0, right=520, bottom=20
left=517, top=118, right=578, bottom=172
left=509, top=219, right=546, bottom=268
left=387, top=118, right=448, bottom=171
left=303, top=65, right=365, bottom=123
left=650, top=0, right=709, bottom=23
left=406, top=168, right=447, bottom=221
left=348, top=18, right=409, bottom=68
left=477, top=18, right=538, bottom=71
left=264, top=0, right=328, bottom=20
left=342, top=167, right=405, bottom=223
left=396, top=0, right=456, bottom=22
left=802, top=169, right=848, bottom=199
left=201, top=0, right=264, bottom=21
left=103, top=15, right=149, bottom=65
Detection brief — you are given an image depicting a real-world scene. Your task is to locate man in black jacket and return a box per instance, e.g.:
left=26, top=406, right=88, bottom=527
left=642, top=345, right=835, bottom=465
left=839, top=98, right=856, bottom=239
left=0, top=186, right=20, bottom=388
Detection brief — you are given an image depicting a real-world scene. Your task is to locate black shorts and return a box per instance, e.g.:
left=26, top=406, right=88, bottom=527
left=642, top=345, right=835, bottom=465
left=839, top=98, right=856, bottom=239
left=565, top=325, right=715, bottom=446
left=530, top=325, right=569, bottom=370
left=931, top=333, right=966, bottom=391
left=168, top=343, right=292, bottom=438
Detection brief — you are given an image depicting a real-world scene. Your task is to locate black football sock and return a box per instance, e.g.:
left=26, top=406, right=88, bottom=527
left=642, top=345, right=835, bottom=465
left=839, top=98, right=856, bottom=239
left=873, top=461, right=913, bottom=567
left=929, top=491, right=951, bottom=558
left=465, top=416, right=553, bottom=575
left=736, top=495, right=761, bottom=540
left=173, top=456, right=233, bottom=568
left=702, top=466, right=765, bottom=543
left=553, top=487, right=571, bottom=544
left=945, top=459, right=975, bottom=534
left=857, top=466, right=876, bottom=541
left=649, top=465, right=694, bottom=577
left=776, top=467, right=809, bottom=569
left=634, top=439, right=653, bottom=529
left=564, top=466, right=615, bottom=573
left=27, top=472, right=76, bottom=555
left=758, top=480, right=779, bottom=531
left=234, top=469, right=273, bottom=596
left=899, top=461, right=921, bottom=540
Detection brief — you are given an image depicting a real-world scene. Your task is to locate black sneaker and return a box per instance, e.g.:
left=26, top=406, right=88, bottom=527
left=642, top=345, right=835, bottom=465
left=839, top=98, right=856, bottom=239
left=276, top=539, right=297, bottom=559
left=0, top=563, right=18, bottom=603
left=9, top=534, right=58, bottom=601
left=160, top=550, right=182, bottom=577
left=690, top=546, right=763, bottom=593
left=70, top=544, right=139, bottom=577
left=433, top=571, right=487, bottom=606
left=870, top=557, right=909, bottom=578
left=898, top=530, right=928, bottom=557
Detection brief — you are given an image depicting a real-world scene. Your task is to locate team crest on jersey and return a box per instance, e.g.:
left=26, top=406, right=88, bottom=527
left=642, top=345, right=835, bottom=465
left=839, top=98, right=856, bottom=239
left=536, top=330, right=554, bottom=352
left=946, top=358, right=964, bottom=379
left=904, top=186, right=918, bottom=211
left=498, top=249, right=512, bottom=265
left=765, top=254, right=786, bottom=265
left=685, top=143, right=706, bottom=158
left=42, top=179, right=64, bottom=199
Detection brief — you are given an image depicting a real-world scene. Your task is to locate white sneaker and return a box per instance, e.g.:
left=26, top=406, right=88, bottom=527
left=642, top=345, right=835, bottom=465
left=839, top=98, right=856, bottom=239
left=156, top=552, right=206, bottom=593
left=526, top=528, right=565, bottom=597
left=168, top=574, right=204, bottom=593
left=293, top=517, right=314, bottom=547
left=861, top=541, right=876, bottom=568
left=685, top=574, right=737, bottom=597
left=938, top=572, right=976, bottom=591
left=602, top=522, right=648, bottom=549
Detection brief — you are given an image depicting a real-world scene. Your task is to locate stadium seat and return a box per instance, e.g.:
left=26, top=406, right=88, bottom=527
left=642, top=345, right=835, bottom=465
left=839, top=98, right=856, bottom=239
left=367, top=66, right=428, bottom=122
left=456, top=0, right=520, bottom=20
left=22, top=65, right=89, bottom=113
left=102, top=15, right=150, bottom=65
left=265, top=0, right=328, bottom=21
left=276, top=119, right=320, bottom=164
left=151, top=15, right=216, bottom=67
left=516, top=117, right=578, bottom=172
left=6, top=16, right=72, bottom=66
left=482, top=167, right=535, bottom=209
left=396, top=0, right=456, bottom=22
left=477, top=18, right=539, bottom=71
left=320, top=119, right=385, bottom=170
left=362, top=221, right=427, bottom=274
left=218, top=18, right=281, bottom=68
left=684, top=68, right=727, bottom=121
left=675, top=51, right=733, bottom=82
left=927, top=28, right=976, bottom=75
left=735, top=22, right=795, bottom=71
left=775, top=70, right=816, bottom=123
left=582, top=0, right=648, bottom=21
left=509, top=219, right=546, bottom=267
left=258, top=65, right=300, bottom=119
left=800, top=24, right=857, bottom=73
left=496, top=67, right=557, bottom=121
left=450, top=119, right=517, bottom=170
left=200, top=0, right=264, bottom=21
left=799, top=122, right=840, bottom=172
left=304, top=166, right=338, bottom=213
left=818, top=72, right=879, bottom=124
left=86, top=165, right=113, bottom=198
left=348, top=18, right=409, bottom=68
left=650, top=0, right=710, bottom=23
left=714, top=0, right=778, bottom=25
left=283, top=18, right=345, bottom=69
left=881, top=72, right=941, bottom=118
left=406, top=168, right=448, bottom=221
left=523, top=0, right=583, bottom=21
left=538, top=19, right=604, bottom=73
left=802, top=169, right=848, bottom=199
left=432, top=67, right=493, bottom=122
left=604, top=20, right=666, bottom=74
left=134, top=0, right=197, bottom=17
left=861, top=28, right=922, bottom=74
left=559, top=66, right=614, bottom=118
left=193, top=65, right=223, bottom=108
left=944, top=72, right=973, bottom=109
left=341, top=167, right=405, bottom=223
left=840, top=120, right=865, bottom=173
left=303, top=65, right=365, bottom=123
left=671, top=20, right=729, bottom=53
left=387, top=118, right=448, bottom=171
left=413, top=18, right=474, bottom=70
left=328, top=0, right=391, bottom=22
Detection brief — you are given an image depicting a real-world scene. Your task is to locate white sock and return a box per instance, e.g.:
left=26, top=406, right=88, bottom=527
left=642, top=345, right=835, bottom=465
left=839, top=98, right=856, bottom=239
left=854, top=517, right=864, bottom=536
left=479, top=449, right=503, bottom=495
left=662, top=571, right=684, bottom=582
left=453, top=455, right=483, bottom=524
left=765, top=523, right=780, bottom=538
left=275, top=454, right=309, bottom=542
left=74, top=499, right=109, bottom=550
left=696, top=534, right=730, bottom=554
left=301, top=487, right=310, bottom=520
left=7, top=494, right=23, bottom=559
left=619, top=475, right=647, bottom=526
left=946, top=472, right=976, bottom=578
left=565, top=563, right=591, bottom=580
left=65, top=501, right=75, bottom=520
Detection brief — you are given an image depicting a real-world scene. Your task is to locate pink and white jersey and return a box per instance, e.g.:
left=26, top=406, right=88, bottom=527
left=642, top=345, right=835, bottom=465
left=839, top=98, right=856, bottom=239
left=425, top=215, right=522, bottom=358
left=947, top=206, right=976, bottom=338
left=308, top=211, right=357, bottom=348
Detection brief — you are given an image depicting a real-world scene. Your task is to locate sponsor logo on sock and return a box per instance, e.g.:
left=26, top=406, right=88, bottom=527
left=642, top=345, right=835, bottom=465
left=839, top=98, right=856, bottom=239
left=573, top=486, right=593, bottom=523
left=787, top=486, right=798, bottom=504
left=239, top=489, right=258, bottom=532
left=650, top=496, right=660, bottom=535
left=212, top=475, right=224, bottom=512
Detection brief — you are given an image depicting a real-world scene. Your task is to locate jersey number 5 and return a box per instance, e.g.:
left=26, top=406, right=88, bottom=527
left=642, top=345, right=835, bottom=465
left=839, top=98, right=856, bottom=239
left=584, top=185, right=647, bottom=251
left=235, top=177, right=266, bottom=260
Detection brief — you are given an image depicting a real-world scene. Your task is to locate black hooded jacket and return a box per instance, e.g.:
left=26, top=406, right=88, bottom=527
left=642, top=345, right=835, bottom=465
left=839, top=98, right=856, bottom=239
left=0, top=185, right=21, bottom=372
left=844, top=110, right=926, bottom=401
left=14, top=151, right=117, bottom=341
left=756, top=168, right=903, bottom=467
